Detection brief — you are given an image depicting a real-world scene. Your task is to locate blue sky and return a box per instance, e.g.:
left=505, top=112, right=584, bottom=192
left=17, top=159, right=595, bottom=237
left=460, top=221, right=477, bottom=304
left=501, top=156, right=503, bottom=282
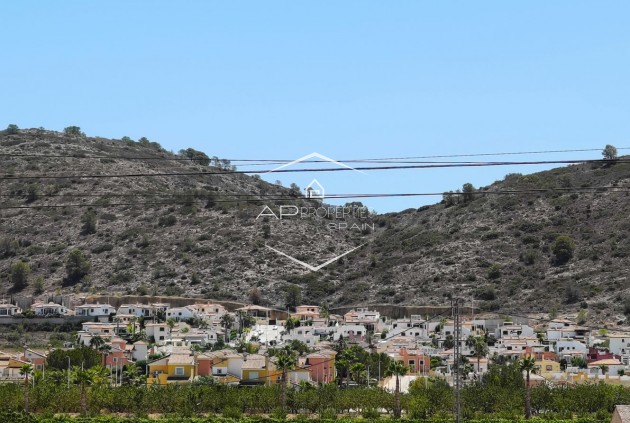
left=2, top=1, right=629, bottom=212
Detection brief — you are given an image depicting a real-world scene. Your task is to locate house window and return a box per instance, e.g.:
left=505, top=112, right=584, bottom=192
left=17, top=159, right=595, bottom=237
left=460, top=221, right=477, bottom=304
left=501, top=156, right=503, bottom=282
left=175, top=367, right=185, bottom=376
left=546, top=365, right=552, bottom=371
left=159, top=327, right=164, bottom=332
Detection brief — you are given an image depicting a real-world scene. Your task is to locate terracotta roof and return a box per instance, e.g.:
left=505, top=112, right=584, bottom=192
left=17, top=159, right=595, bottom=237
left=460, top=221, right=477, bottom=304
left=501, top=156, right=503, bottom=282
left=242, top=355, right=267, bottom=370
left=168, top=354, right=194, bottom=365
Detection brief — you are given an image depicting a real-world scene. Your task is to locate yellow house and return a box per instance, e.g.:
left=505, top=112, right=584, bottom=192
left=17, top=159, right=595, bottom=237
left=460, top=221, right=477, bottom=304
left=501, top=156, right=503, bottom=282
left=147, top=354, right=195, bottom=385
left=208, top=350, right=243, bottom=385
left=241, top=354, right=277, bottom=385
left=536, top=359, right=560, bottom=379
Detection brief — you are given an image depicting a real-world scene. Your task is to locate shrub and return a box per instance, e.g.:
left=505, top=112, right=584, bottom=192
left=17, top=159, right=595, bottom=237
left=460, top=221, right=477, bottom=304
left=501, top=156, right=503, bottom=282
left=32, top=276, right=44, bottom=294
left=63, top=126, right=84, bottom=136
left=271, top=406, right=288, bottom=420
left=552, top=235, right=575, bottom=265
left=487, top=263, right=501, bottom=279
left=476, top=285, right=496, bottom=301
left=81, top=210, right=97, bottom=234
left=565, top=283, right=581, bottom=304
left=361, top=408, right=380, bottom=419
left=522, top=249, right=538, bottom=265
left=10, top=260, right=30, bottom=291
left=158, top=215, right=177, bottom=227
left=222, top=405, right=242, bottom=419
left=65, top=249, right=91, bottom=283
left=26, top=184, right=39, bottom=202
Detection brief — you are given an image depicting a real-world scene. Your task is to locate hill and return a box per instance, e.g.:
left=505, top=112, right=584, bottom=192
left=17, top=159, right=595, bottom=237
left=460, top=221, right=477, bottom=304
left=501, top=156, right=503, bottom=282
left=1, top=128, right=629, bottom=324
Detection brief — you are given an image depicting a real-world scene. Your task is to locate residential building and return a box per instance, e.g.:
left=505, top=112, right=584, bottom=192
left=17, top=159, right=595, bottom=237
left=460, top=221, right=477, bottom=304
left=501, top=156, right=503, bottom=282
left=305, top=350, right=336, bottom=383
left=147, top=354, right=195, bottom=384
left=116, top=304, right=155, bottom=318
left=145, top=323, right=171, bottom=344
left=32, top=302, right=70, bottom=316
left=387, top=348, right=430, bottom=375
left=0, top=303, right=21, bottom=316
left=292, top=305, right=321, bottom=322
left=187, top=303, right=226, bottom=318
left=609, top=334, right=630, bottom=363
left=165, top=306, right=196, bottom=321
left=74, top=303, right=116, bottom=317
left=241, top=354, right=275, bottom=385
left=344, top=308, right=381, bottom=332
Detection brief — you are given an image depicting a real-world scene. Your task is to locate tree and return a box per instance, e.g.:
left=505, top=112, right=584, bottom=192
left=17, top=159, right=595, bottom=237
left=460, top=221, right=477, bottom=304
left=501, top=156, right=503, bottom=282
left=26, top=184, right=39, bottom=202
left=275, top=351, right=296, bottom=410
left=284, top=316, right=300, bottom=331
left=471, top=336, right=488, bottom=373
left=179, top=148, right=210, bottom=166
left=63, top=126, right=84, bottom=137
left=386, top=360, right=409, bottom=418
left=462, top=183, right=475, bottom=202
left=72, top=367, right=96, bottom=414
left=5, top=124, right=19, bottom=135
left=65, top=249, right=91, bottom=283
left=577, top=309, right=587, bottom=325
left=220, top=314, right=234, bottom=343
left=20, top=363, right=33, bottom=413
left=602, top=144, right=618, bottom=160
left=551, top=235, right=575, bottom=265
left=249, top=287, right=262, bottom=305
left=81, top=210, right=97, bottom=235
left=519, top=357, right=537, bottom=419
left=285, top=284, right=302, bottom=310
left=442, top=191, right=455, bottom=207
left=46, top=347, right=101, bottom=370
left=10, top=260, right=30, bottom=291
left=350, top=362, right=366, bottom=385
left=443, top=334, right=455, bottom=349
left=89, top=335, right=105, bottom=351
left=166, top=318, right=176, bottom=330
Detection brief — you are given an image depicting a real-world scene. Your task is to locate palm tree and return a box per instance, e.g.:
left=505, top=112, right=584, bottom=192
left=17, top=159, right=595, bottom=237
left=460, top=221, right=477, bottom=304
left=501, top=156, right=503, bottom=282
left=73, top=366, right=96, bottom=414
left=89, top=335, right=105, bottom=351
left=519, top=357, right=537, bottom=419
left=220, top=314, right=234, bottom=343
left=350, top=362, right=366, bottom=385
left=472, top=337, right=489, bottom=374
left=20, top=363, right=33, bottom=413
left=275, top=352, right=296, bottom=410
left=385, top=360, right=409, bottom=418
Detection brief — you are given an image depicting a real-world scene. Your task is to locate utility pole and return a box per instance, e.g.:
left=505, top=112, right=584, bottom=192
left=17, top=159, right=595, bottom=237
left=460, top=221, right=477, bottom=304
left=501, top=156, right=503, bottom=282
left=452, top=297, right=463, bottom=423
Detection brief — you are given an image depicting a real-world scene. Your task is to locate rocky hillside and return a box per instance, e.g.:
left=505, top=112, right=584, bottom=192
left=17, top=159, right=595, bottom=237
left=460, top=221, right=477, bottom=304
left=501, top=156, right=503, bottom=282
left=1, top=129, right=629, bottom=323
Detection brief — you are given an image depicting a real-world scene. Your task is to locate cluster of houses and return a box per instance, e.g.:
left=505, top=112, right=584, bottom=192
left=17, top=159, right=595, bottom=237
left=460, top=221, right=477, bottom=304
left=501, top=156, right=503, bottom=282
left=1, top=301, right=629, bottom=389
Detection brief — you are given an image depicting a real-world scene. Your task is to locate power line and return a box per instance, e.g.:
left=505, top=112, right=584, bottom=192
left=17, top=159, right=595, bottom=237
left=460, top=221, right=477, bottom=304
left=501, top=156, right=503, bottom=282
left=1, top=147, right=627, bottom=163
left=0, top=158, right=624, bottom=180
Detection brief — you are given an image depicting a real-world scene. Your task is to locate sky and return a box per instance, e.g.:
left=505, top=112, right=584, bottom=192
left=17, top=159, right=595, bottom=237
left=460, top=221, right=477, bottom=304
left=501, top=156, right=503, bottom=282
left=2, top=1, right=629, bottom=212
